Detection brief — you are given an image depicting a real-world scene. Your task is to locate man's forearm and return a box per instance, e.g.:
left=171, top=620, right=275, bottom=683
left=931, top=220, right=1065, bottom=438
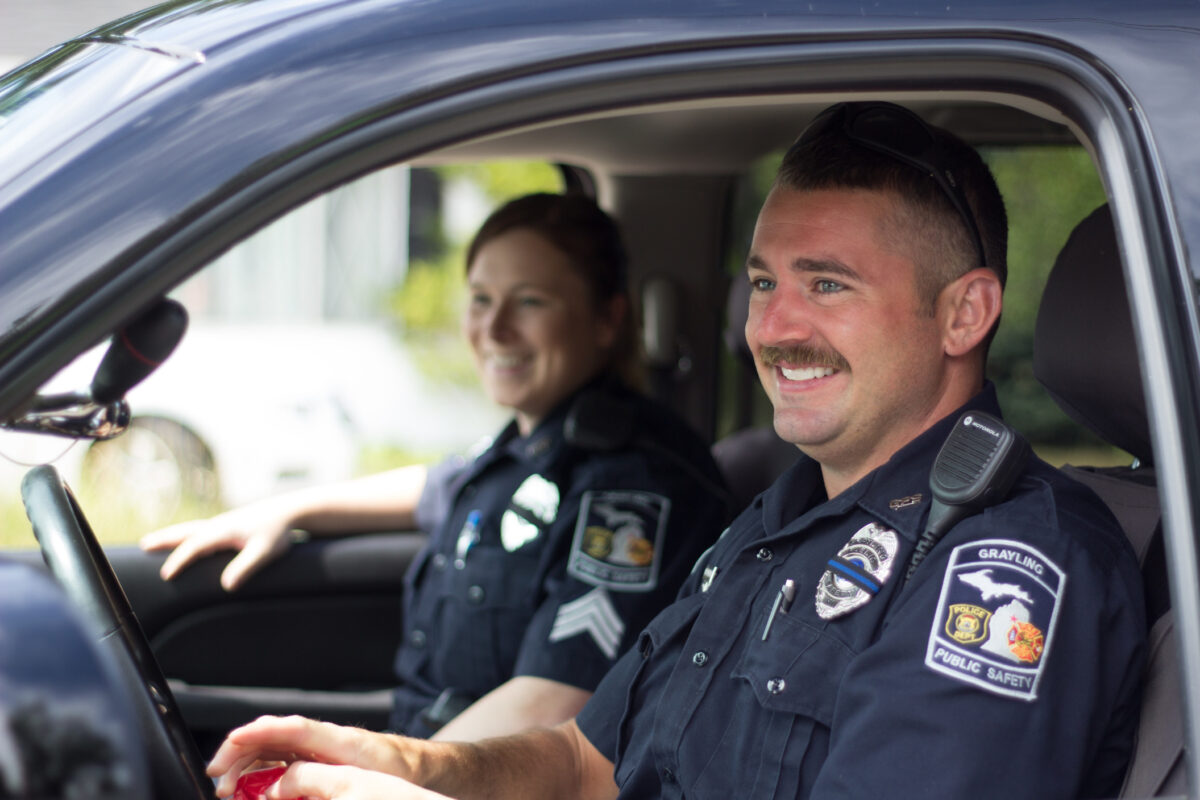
left=412, top=722, right=618, bottom=800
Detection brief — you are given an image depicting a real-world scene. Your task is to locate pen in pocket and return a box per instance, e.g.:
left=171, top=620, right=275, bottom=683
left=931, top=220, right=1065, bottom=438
left=761, top=578, right=796, bottom=641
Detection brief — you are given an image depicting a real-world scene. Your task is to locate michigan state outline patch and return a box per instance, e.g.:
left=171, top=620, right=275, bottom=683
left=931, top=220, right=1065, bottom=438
left=924, top=538, right=1065, bottom=701
left=567, top=490, right=669, bottom=592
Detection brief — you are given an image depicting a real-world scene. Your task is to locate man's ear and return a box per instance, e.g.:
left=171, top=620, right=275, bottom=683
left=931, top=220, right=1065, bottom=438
left=939, top=268, right=1003, bottom=357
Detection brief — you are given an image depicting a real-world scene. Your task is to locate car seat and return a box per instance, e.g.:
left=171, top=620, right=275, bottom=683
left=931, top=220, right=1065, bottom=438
left=1032, top=204, right=1179, bottom=796
left=711, top=276, right=800, bottom=511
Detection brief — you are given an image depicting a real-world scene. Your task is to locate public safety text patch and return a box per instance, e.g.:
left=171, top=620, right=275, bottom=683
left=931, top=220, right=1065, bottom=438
left=924, top=538, right=1065, bottom=701
left=568, top=490, right=669, bottom=592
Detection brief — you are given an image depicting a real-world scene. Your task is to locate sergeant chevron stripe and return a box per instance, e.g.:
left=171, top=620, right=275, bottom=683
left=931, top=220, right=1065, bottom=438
left=549, top=587, right=625, bottom=659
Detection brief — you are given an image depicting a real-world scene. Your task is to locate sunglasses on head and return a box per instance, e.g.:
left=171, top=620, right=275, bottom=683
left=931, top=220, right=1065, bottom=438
left=799, top=102, right=987, bottom=269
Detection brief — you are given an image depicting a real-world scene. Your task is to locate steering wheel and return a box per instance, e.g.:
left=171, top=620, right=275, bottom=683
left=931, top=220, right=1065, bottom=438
left=22, top=464, right=214, bottom=800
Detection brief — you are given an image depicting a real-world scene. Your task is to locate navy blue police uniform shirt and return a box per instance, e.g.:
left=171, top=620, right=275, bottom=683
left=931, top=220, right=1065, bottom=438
left=577, top=384, right=1147, bottom=799
left=390, top=380, right=729, bottom=735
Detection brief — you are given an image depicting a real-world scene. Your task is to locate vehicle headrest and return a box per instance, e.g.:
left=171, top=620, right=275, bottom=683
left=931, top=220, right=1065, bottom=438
left=725, top=276, right=753, bottom=365
left=1033, top=204, right=1152, bottom=463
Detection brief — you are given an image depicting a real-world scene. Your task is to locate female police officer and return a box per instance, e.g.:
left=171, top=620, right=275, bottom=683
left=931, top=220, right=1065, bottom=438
left=141, top=192, right=730, bottom=742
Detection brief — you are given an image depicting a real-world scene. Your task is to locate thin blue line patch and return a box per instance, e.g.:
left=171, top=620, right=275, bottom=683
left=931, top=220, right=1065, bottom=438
left=828, top=557, right=881, bottom=593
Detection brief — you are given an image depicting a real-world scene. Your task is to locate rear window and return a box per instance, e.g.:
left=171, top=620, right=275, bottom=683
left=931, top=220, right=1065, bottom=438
left=0, top=160, right=565, bottom=547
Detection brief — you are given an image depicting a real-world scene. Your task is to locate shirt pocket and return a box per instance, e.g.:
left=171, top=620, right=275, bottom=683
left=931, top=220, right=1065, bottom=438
left=614, top=592, right=706, bottom=783
left=443, top=545, right=541, bottom=686
left=399, top=540, right=541, bottom=696
left=724, top=610, right=855, bottom=799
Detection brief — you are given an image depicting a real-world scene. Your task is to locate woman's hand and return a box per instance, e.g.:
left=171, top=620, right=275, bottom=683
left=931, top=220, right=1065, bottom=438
left=209, top=716, right=414, bottom=798
left=140, top=465, right=428, bottom=591
left=139, top=501, right=297, bottom=591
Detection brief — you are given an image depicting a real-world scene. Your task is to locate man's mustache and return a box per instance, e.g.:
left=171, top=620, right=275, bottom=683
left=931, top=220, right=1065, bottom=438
left=759, top=344, right=850, bottom=372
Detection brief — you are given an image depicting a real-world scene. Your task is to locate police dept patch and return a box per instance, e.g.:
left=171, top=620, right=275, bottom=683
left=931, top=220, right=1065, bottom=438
left=568, top=490, right=669, bottom=592
left=815, top=522, right=899, bottom=620
left=945, top=604, right=991, bottom=645
left=925, top=539, right=1065, bottom=701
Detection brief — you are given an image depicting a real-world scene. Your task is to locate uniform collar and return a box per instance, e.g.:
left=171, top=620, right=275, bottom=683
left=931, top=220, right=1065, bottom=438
left=760, top=382, right=1004, bottom=544
left=492, top=412, right=566, bottom=470
left=488, top=380, right=616, bottom=472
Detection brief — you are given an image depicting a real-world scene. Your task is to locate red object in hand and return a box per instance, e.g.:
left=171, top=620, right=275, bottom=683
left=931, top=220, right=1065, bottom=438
left=233, top=766, right=290, bottom=800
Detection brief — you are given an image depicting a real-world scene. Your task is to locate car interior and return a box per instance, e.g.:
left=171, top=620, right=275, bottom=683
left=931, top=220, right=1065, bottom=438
left=4, top=77, right=1175, bottom=796
left=1034, top=204, right=1174, bottom=795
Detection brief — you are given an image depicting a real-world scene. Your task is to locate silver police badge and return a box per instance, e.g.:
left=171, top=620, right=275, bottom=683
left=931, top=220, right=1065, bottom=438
left=501, top=473, right=560, bottom=552
left=815, top=522, right=899, bottom=620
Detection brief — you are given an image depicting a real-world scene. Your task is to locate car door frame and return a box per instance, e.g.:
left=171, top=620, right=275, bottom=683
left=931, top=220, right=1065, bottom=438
left=8, top=25, right=1200, bottom=787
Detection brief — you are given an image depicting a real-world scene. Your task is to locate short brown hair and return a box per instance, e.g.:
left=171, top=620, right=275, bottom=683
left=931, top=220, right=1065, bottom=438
left=777, top=102, right=1008, bottom=314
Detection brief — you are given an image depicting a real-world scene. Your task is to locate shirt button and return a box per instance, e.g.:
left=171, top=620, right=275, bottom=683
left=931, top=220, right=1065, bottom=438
left=410, top=629, right=427, bottom=648
left=467, top=585, right=486, bottom=604
left=691, top=650, right=709, bottom=667
left=432, top=553, right=448, bottom=570
left=756, top=547, right=774, bottom=562
left=767, top=677, right=786, bottom=694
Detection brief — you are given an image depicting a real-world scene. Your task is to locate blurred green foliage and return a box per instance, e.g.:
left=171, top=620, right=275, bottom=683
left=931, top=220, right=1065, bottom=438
left=0, top=476, right=217, bottom=548
left=984, top=146, right=1111, bottom=450
left=438, top=162, right=564, bottom=201
left=0, top=501, right=32, bottom=548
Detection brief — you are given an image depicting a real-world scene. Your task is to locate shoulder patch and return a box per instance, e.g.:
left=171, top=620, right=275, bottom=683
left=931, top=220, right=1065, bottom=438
left=924, top=538, right=1065, bottom=701
left=567, top=490, right=670, bottom=592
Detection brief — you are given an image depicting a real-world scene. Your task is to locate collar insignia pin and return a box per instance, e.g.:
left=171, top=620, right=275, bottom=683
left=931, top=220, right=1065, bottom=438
left=889, top=494, right=923, bottom=510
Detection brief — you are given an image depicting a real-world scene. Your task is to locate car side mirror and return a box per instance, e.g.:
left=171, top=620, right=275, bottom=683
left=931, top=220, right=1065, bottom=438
left=0, top=299, right=188, bottom=440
